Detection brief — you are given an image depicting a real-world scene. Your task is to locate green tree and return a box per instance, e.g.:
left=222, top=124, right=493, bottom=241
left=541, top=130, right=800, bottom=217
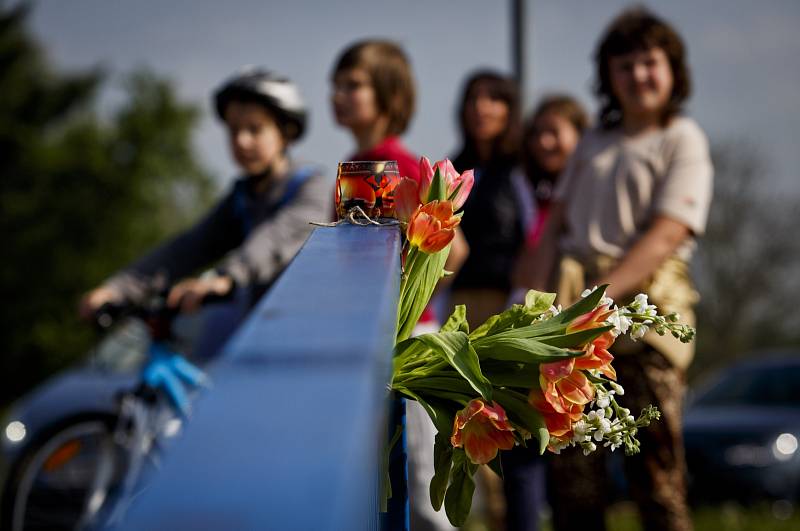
left=0, top=5, right=216, bottom=405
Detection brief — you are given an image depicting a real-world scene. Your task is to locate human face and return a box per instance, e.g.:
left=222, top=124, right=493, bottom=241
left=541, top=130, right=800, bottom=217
left=528, top=111, right=580, bottom=174
left=463, top=81, right=510, bottom=144
left=331, top=68, right=381, bottom=131
left=608, top=47, right=674, bottom=126
left=224, top=101, right=286, bottom=176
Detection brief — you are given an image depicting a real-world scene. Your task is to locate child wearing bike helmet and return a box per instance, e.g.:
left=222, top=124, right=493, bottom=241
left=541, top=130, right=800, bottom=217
left=81, top=68, right=328, bottom=318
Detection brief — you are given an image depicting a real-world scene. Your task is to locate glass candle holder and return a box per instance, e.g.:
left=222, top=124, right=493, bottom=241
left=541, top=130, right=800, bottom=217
left=334, top=160, right=400, bottom=220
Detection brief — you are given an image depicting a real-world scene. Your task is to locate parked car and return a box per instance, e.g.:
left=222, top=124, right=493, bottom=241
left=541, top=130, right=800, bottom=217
left=683, top=353, right=800, bottom=504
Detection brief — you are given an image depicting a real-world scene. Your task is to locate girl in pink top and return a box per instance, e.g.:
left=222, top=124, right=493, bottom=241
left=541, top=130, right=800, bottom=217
left=330, top=40, right=468, bottom=328
left=330, top=39, right=465, bottom=531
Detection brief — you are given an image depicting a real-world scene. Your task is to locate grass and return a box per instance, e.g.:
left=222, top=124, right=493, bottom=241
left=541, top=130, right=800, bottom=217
left=597, top=501, right=800, bottom=531
left=463, top=501, right=800, bottom=531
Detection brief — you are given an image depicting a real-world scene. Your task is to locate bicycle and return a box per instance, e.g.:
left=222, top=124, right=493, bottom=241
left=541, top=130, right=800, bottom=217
left=3, top=296, right=207, bottom=531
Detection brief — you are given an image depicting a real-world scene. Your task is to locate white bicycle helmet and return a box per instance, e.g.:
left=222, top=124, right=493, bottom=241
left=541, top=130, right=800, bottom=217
left=214, top=68, right=307, bottom=141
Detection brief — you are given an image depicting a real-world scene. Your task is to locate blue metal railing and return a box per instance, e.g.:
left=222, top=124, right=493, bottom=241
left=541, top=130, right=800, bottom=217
left=117, top=224, right=404, bottom=530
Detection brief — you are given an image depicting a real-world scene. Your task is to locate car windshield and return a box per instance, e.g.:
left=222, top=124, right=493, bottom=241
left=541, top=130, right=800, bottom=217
left=694, top=364, right=800, bottom=407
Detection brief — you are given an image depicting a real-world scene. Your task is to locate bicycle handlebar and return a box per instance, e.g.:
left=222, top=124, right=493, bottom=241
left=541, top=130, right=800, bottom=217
left=94, top=293, right=210, bottom=418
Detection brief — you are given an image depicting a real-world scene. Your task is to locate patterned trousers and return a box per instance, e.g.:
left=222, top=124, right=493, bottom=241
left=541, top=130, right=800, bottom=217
left=547, top=348, right=693, bottom=531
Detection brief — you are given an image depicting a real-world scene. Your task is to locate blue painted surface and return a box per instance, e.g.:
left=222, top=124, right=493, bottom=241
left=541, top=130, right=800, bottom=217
left=117, top=225, right=402, bottom=531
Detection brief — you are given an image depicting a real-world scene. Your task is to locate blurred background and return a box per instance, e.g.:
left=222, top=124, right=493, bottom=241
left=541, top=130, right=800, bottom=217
left=1, top=0, right=799, bottom=527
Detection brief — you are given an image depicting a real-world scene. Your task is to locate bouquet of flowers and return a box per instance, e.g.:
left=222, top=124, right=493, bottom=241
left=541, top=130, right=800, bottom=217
left=390, top=157, right=695, bottom=526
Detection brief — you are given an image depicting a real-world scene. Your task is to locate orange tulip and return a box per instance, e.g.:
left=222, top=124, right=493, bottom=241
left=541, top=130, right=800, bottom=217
left=451, top=399, right=516, bottom=464
left=567, top=304, right=615, bottom=334
left=529, top=388, right=583, bottom=449
left=567, top=304, right=617, bottom=380
left=406, top=200, right=460, bottom=253
left=539, top=358, right=595, bottom=414
left=575, top=334, right=617, bottom=380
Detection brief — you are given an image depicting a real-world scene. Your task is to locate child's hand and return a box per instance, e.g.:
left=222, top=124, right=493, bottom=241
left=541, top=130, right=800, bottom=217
left=79, top=286, right=124, bottom=321
left=167, top=274, right=233, bottom=313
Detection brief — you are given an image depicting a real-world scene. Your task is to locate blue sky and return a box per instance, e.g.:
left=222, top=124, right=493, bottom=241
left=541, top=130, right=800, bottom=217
left=21, top=0, right=800, bottom=193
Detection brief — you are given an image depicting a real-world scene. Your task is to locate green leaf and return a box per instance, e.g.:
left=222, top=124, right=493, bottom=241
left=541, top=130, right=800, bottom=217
left=468, top=299, right=557, bottom=341
left=493, top=388, right=546, bottom=437
left=554, top=284, right=609, bottom=324
left=393, top=334, right=429, bottom=361
left=440, top=304, right=469, bottom=334
left=426, top=166, right=447, bottom=202
left=430, top=434, right=453, bottom=511
left=416, top=332, right=493, bottom=401
left=472, top=335, right=580, bottom=363
left=484, top=319, right=568, bottom=340
left=380, top=424, right=403, bottom=512
left=480, top=362, right=539, bottom=388
left=396, top=381, right=475, bottom=407
left=538, top=324, right=615, bottom=348
left=397, top=244, right=450, bottom=342
left=392, top=336, right=433, bottom=376
left=537, top=427, right=550, bottom=455
left=395, top=386, right=454, bottom=435
left=444, top=454, right=476, bottom=527
left=524, top=289, right=557, bottom=314
left=468, top=314, right=501, bottom=340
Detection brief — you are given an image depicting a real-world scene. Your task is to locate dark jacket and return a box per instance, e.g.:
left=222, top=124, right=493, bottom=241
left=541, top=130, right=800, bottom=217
left=107, top=162, right=329, bottom=302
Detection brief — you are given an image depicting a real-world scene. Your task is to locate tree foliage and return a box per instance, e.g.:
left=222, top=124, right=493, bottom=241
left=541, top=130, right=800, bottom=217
left=691, top=139, right=800, bottom=381
left=0, top=5, right=215, bottom=404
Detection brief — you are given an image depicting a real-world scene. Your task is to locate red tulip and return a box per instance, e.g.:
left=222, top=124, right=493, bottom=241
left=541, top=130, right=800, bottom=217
left=419, top=157, right=474, bottom=210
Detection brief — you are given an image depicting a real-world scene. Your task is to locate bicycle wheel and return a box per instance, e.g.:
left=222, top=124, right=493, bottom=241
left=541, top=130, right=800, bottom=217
left=8, top=419, right=124, bottom=531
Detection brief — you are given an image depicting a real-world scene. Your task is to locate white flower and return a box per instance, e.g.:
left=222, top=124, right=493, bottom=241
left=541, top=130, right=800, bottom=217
left=573, top=420, right=590, bottom=440
left=550, top=439, right=569, bottom=454
left=633, top=293, right=658, bottom=316
left=582, top=442, right=597, bottom=455
left=587, top=408, right=605, bottom=422
left=630, top=323, right=648, bottom=340
left=600, top=418, right=612, bottom=433
left=581, top=286, right=614, bottom=307
left=610, top=381, right=625, bottom=396
left=593, top=430, right=605, bottom=442
left=596, top=394, right=610, bottom=409
left=581, top=286, right=598, bottom=298
left=607, top=310, right=632, bottom=337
